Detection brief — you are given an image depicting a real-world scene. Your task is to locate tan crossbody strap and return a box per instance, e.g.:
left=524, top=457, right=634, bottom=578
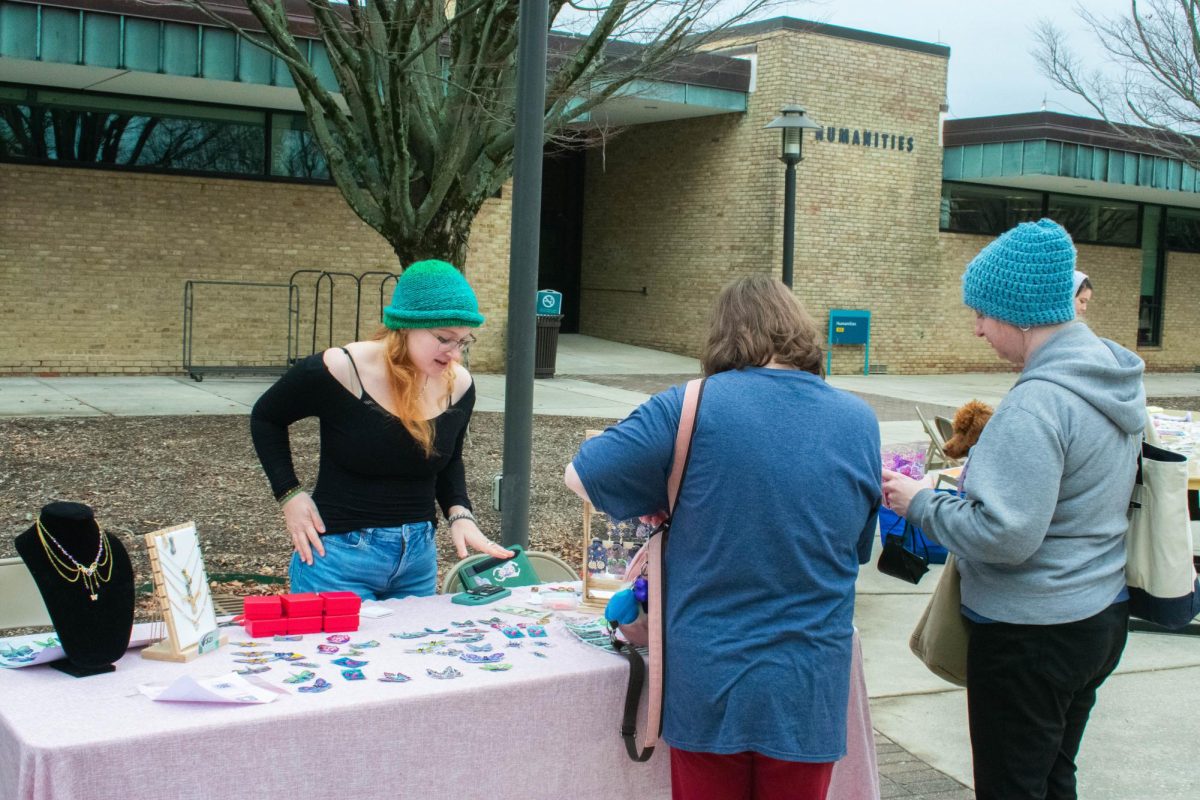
left=623, top=378, right=704, bottom=762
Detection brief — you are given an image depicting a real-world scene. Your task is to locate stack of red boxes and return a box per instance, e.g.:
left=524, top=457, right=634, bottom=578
left=241, top=592, right=362, bottom=637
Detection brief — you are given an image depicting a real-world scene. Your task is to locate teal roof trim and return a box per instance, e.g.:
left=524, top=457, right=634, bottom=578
left=943, top=140, right=1200, bottom=196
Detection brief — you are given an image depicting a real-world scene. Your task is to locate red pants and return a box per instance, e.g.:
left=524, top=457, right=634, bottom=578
left=670, top=748, right=835, bottom=800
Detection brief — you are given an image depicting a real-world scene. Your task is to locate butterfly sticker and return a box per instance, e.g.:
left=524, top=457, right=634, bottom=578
left=448, top=633, right=485, bottom=643
left=479, top=663, right=513, bottom=672
left=434, top=647, right=463, bottom=657
left=500, top=626, right=525, bottom=639
left=476, top=617, right=502, bottom=626
left=425, top=627, right=448, bottom=634
left=284, top=670, right=316, bottom=684
left=460, top=652, right=505, bottom=664
left=234, top=657, right=273, bottom=664
left=532, top=651, right=549, bottom=659
left=341, top=668, right=366, bottom=681
left=230, top=641, right=261, bottom=648
left=426, top=666, right=462, bottom=680
left=391, top=631, right=430, bottom=640
left=533, top=642, right=553, bottom=648
left=450, top=619, right=475, bottom=628
left=351, top=640, right=380, bottom=649
left=273, top=634, right=303, bottom=642
left=317, top=644, right=339, bottom=654
left=525, top=625, right=547, bottom=638
left=345, top=649, right=365, bottom=656
left=467, top=643, right=493, bottom=652
left=331, top=657, right=367, bottom=668
left=378, top=672, right=412, bottom=683
left=292, top=661, right=320, bottom=668
left=326, top=635, right=351, bottom=644
left=235, top=664, right=271, bottom=675
left=506, top=642, right=522, bottom=649
left=233, top=651, right=271, bottom=658
left=298, top=678, right=332, bottom=693
left=273, top=652, right=306, bottom=662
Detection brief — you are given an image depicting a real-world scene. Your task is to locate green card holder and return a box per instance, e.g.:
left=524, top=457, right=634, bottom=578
left=460, top=544, right=540, bottom=589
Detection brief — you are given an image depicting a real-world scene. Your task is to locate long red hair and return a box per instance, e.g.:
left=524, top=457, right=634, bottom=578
left=372, top=327, right=456, bottom=457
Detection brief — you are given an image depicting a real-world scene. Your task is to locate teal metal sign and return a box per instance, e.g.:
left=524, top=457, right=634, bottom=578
left=536, top=290, right=562, bottom=315
left=827, top=309, right=871, bottom=375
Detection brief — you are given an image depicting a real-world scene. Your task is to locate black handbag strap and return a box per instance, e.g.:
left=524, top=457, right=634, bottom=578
left=612, top=377, right=705, bottom=762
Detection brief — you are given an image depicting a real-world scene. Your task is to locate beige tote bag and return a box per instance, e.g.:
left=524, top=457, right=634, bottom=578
left=909, top=553, right=969, bottom=687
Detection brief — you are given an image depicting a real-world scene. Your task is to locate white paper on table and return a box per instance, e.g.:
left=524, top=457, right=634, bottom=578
left=0, top=622, right=163, bottom=669
left=139, top=673, right=281, bottom=704
left=359, top=603, right=394, bottom=619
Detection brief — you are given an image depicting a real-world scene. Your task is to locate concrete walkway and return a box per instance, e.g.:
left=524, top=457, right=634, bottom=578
left=3, top=334, right=1199, bottom=798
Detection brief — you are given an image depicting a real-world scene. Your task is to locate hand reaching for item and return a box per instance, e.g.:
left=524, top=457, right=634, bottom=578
left=450, top=516, right=514, bottom=560
left=282, top=491, right=326, bottom=565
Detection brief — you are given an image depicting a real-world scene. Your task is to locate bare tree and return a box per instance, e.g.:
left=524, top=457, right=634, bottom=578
left=1034, top=0, right=1200, bottom=165
left=163, top=0, right=780, bottom=266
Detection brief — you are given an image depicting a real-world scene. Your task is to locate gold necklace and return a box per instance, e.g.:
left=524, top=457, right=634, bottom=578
left=35, top=517, right=113, bottom=602
left=158, top=546, right=204, bottom=613
left=166, top=581, right=212, bottom=631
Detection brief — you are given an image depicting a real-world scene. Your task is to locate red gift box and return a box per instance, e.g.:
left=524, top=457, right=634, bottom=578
left=242, top=596, right=283, bottom=620
left=323, top=614, right=360, bottom=633
left=243, top=618, right=288, bottom=638
left=279, top=593, right=323, bottom=618
left=286, top=615, right=323, bottom=635
left=319, top=591, right=362, bottom=616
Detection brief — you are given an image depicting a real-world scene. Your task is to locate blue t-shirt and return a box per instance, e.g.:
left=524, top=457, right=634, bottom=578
left=573, top=367, right=881, bottom=762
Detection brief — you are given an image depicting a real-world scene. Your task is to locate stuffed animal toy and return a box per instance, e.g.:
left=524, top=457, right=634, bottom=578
left=942, top=400, right=994, bottom=460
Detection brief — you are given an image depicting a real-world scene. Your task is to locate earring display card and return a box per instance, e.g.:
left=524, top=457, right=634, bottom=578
left=142, top=522, right=225, bottom=662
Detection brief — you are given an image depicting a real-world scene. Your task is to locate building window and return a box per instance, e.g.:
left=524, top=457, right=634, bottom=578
left=1139, top=206, right=1165, bottom=347
left=270, top=113, right=329, bottom=180
left=1165, top=207, right=1200, bottom=253
left=940, top=182, right=1041, bottom=235
left=1046, top=194, right=1138, bottom=246
left=0, top=86, right=330, bottom=182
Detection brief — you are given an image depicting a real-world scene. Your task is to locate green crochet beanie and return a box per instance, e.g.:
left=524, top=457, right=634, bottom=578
left=383, top=260, right=485, bottom=330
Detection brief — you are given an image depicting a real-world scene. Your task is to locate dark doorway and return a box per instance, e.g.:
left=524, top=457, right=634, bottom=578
left=538, top=148, right=585, bottom=333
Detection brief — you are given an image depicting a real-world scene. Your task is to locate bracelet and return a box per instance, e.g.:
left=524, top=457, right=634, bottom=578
left=277, top=486, right=305, bottom=505
left=446, top=511, right=476, bottom=526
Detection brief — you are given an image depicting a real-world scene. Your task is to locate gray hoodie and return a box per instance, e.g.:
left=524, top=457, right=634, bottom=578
left=910, top=323, right=1145, bottom=624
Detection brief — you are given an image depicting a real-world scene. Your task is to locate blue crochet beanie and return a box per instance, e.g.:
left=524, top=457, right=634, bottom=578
left=383, top=260, right=485, bottom=330
left=962, top=219, right=1077, bottom=327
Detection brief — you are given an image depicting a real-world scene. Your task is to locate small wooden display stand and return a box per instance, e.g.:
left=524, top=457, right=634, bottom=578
left=580, top=429, right=622, bottom=613
left=141, top=522, right=226, bottom=662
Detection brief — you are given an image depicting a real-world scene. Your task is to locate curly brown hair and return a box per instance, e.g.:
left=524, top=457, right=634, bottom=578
left=700, top=275, right=825, bottom=377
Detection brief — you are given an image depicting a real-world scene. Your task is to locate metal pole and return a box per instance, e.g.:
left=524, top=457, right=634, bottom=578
left=782, top=158, right=797, bottom=288
left=500, top=0, right=548, bottom=549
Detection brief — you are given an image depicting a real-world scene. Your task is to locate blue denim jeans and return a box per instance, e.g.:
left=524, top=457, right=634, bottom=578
left=289, top=521, right=437, bottom=601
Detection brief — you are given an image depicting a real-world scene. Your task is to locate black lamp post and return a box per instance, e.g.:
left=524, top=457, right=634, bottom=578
left=764, top=105, right=821, bottom=288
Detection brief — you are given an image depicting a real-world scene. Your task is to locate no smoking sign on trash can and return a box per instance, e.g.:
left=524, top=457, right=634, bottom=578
left=535, top=290, right=563, bottom=378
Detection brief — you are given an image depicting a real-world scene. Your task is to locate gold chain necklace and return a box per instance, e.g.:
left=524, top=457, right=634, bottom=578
left=158, top=544, right=203, bottom=613
left=35, top=517, right=113, bottom=602
left=167, top=580, right=213, bottom=631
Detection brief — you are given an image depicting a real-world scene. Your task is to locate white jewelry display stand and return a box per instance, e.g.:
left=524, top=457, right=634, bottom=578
left=141, top=522, right=226, bottom=662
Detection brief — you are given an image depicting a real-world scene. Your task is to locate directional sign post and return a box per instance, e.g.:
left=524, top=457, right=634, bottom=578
left=827, top=309, right=871, bottom=376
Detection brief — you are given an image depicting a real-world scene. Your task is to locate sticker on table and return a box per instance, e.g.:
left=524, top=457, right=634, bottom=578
left=284, top=670, right=316, bottom=684
left=427, top=666, right=462, bottom=680
left=326, top=634, right=351, bottom=644
left=479, top=663, right=513, bottom=672
left=317, top=644, right=339, bottom=654
left=500, top=626, right=525, bottom=639
left=450, top=619, right=475, bottom=627
left=351, top=640, right=380, bottom=649
left=391, top=631, right=431, bottom=640
left=434, top=648, right=463, bottom=657
left=525, top=625, right=547, bottom=638
left=234, top=657, right=272, bottom=664
left=331, top=657, right=367, bottom=668
left=532, top=651, right=549, bottom=659
left=341, top=668, right=366, bottom=681
left=460, top=652, right=505, bottom=664
left=235, top=664, right=271, bottom=675
left=273, top=652, right=306, bottom=662
left=379, top=672, right=412, bottom=683
left=274, top=634, right=303, bottom=642
left=467, top=643, right=493, bottom=652
left=298, top=678, right=332, bottom=693
left=448, top=633, right=485, bottom=643
left=230, top=641, right=261, bottom=648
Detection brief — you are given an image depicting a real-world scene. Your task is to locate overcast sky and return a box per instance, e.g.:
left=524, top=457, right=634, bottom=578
left=783, top=0, right=1134, bottom=119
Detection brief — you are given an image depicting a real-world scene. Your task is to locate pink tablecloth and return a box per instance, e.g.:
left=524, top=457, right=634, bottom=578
left=0, top=589, right=878, bottom=800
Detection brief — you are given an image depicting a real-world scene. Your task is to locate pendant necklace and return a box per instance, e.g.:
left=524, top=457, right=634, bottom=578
left=159, top=546, right=203, bottom=613
left=35, top=516, right=113, bottom=601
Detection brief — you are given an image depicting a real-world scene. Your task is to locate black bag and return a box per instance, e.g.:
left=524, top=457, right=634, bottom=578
left=877, top=520, right=930, bottom=584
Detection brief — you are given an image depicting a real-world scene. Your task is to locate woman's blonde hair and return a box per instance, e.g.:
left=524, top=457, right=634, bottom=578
left=371, top=327, right=456, bottom=457
left=701, top=275, right=825, bottom=377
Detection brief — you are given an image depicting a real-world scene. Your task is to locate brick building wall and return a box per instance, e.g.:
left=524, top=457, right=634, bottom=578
left=579, top=27, right=951, bottom=374
left=0, top=163, right=511, bottom=375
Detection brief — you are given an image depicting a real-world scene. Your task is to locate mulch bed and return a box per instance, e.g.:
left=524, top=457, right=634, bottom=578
left=0, top=412, right=613, bottom=623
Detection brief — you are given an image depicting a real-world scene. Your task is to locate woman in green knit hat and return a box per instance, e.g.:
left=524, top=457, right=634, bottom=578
left=250, top=260, right=511, bottom=599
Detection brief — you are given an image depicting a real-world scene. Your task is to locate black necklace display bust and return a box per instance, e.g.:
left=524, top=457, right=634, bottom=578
left=13, top=502, right=135, bottom=677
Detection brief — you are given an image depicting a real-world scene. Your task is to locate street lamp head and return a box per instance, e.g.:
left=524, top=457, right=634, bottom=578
left=765, top=105, right=822, bottom=163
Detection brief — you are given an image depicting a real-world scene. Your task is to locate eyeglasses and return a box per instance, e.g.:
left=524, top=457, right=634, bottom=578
left=430, top=332, right=477, bottom=352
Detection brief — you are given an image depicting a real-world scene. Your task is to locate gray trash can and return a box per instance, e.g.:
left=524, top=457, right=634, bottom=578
left=535, top=314, right=563, bottom=378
